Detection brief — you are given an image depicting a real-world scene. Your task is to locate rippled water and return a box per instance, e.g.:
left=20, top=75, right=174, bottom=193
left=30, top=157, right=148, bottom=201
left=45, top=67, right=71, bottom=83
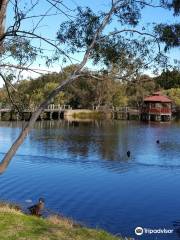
left=0, top=120, right=180, bottom=239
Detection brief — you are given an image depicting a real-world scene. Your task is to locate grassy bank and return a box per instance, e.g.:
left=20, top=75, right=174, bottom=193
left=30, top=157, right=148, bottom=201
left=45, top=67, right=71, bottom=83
left=0, top=203, right=126, bottom=240
left=72, top=111, right=110, bottom=119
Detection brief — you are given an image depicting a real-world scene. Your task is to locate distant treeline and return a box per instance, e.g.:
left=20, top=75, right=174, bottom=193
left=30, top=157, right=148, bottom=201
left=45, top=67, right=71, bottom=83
left=0, top=65, right=180, bottom=110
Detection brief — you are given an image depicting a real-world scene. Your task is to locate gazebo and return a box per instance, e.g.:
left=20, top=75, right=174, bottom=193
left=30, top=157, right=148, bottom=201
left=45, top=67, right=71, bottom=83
left=141, top=91, right=172, bottom=121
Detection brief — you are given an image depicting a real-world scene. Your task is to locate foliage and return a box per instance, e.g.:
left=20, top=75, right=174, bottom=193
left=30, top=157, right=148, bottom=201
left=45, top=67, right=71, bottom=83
left=0, top=68, right=159, bottom=109
left=154, top=69, right=180, bottom=89
left=112, top=84, right=128, bottom=107
left=164, top=88, right=180, bottom=106
left=169, top=0, right=180, bottom=15
left=126, top=75, right=155, bottom=107
left=155, top=24, right=180, bottom=51
left=57, top=7, right=102, bottom=51
left=0, top=66, right=131, bottom=109
left=155, top=0, right=180, bottom=51
left=57, top=3, right=160, bottom=69
left=5, top=37, right=37, bottom=64
left=3, top=73, right=67, bottom=110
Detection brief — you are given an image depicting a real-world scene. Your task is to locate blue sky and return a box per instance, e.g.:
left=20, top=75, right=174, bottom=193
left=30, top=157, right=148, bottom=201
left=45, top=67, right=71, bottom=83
left=2, top=0, right=180, bottom=86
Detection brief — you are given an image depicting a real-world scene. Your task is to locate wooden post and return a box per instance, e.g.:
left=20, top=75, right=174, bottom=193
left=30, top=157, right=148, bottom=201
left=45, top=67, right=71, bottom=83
left=16, top=113, right=20, bottom=121
left=50, top=112, right=53, bottom=120
left=58, top=111, right=60, bottom=120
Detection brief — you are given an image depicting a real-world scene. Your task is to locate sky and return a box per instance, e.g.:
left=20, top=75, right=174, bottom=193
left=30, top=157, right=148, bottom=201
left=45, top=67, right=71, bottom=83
left=1, top=0, right=180, bottom=86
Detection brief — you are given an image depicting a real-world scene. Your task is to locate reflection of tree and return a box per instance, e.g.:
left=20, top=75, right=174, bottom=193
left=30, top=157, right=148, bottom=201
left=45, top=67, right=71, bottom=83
left=0, top=158, right=11, bottom=174
left=96, top=122, right=121, bottom=161
left=41, top=121, right=131, bottom=164
left=0, top=120, right=133, bottom=174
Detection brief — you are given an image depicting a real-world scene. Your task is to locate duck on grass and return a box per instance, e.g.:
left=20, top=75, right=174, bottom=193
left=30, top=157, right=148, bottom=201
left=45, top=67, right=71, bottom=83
left=0, top=201, right=128, bottom=240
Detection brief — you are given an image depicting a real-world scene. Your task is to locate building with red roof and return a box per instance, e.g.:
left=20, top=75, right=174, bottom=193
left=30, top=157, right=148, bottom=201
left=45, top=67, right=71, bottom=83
left=141, top=91, right=172, bottom=121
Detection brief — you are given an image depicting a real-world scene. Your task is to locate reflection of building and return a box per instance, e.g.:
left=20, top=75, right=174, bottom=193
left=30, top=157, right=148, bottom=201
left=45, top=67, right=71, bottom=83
left=141, top=91, right=172, bottom=121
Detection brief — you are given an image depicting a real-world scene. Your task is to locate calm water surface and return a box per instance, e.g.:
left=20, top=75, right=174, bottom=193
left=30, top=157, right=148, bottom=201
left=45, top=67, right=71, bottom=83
left=0, top=120, right=180, bottom=239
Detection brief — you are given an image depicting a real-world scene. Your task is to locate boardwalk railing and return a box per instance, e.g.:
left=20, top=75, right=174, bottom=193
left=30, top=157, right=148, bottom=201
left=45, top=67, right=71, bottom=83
left=0, top=104, right=72, bottom=112
left=0, top=105, right=140, bottom=114
left=47, top=104, right=72, bottom=110
left=93, top=105, right=139, bottom=112
left=0, top=105, right=141, bottom=121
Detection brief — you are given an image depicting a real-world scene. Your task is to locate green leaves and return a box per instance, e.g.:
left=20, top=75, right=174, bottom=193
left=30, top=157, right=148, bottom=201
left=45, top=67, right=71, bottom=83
left=155, top=24, right=180, bottom=51
left=114, top=1, right=141, bottom=26
left=168, top=0, right=180, bottom=16
left=5, top=37, right=37, bottom=64
left=154, top=1, right=180, bottom=51
left=155, top=69, right=180, bottom=89
left=56, top=1, right=162, bottom=72
left=57, top=7, right=101, bottom=52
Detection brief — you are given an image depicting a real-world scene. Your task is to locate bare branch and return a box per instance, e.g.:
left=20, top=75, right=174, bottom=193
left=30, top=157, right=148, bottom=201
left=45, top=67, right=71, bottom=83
left=32, top=2, right=58, bottom=32
left=21, top=12, right=62, bottom=20
left=46, top=0, right=75, bottom=20
left=0, top=63, right=55, bottom=74
left=0, top=72, right=17, bottom=91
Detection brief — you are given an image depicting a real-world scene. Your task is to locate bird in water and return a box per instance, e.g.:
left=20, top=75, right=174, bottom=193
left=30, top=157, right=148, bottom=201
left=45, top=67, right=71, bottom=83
left=28, top=198, right=45, bottom=216
left=156, top=140, right=160, bottom=144
left=127, top=151, right=131, bottom=158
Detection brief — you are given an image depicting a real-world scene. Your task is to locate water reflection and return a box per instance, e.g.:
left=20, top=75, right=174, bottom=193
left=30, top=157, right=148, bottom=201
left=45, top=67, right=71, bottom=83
left=0, top=120, right=180, bottom=239
left=28, top=120, right=134, bottom=174
left=1, top=120, right=180, bottom=173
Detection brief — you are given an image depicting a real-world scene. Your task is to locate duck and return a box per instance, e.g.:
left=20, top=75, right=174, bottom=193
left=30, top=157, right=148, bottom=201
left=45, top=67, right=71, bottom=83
left=156, top=140, right=160, bottom=144
left=127, top=151, right=131, bottom=158
left=28, top=198, right=45, bottom=216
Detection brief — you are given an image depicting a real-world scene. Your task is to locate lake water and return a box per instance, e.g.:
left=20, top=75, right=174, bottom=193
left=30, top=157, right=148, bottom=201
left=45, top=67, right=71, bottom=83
left=0, top=120, right=180, bottom=239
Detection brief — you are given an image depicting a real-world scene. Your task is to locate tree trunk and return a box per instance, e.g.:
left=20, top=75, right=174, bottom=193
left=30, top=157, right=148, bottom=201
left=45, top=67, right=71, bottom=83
left=0, top=0, right=8, bottom=51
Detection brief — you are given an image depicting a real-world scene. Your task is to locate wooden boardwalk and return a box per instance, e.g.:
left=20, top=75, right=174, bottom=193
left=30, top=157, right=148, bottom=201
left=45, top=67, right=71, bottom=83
left=0, top=105, right=140, bottom=121
left=0, top=104, right=72, bottom=121
left=94, top=106, right=140, bottom=120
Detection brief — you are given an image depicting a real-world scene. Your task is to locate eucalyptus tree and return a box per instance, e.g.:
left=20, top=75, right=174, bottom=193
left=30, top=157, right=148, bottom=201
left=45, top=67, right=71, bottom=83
left=155, top=68, right=180, bottom=89
left=0, top=0, right=179, bottom=173
left=155, top=0, right=180, bottom=51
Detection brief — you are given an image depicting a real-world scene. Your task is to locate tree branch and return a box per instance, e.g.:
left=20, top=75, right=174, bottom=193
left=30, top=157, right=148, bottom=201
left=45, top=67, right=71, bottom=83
left=0, top=1, right=118, bottom=173
left=0, top=63, right=55, bottom=74
left=99, top=29, right=161, bottom=53
left=0, top=73, right=22, bottom=116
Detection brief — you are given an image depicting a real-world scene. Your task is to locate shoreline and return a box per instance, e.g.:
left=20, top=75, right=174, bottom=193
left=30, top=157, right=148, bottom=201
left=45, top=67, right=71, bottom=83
left=0, top=201, right=126, bottom=240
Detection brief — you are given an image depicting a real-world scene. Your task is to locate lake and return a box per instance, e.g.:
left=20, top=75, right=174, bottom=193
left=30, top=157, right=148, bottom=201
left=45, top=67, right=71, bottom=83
left=0, top=120, right=180, bottom=239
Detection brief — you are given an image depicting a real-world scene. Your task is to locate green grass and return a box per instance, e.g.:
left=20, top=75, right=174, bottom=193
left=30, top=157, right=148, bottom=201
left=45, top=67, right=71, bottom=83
left=72, top=111, right=106, bottom=119
left=0, top=204, right=126, bottom=240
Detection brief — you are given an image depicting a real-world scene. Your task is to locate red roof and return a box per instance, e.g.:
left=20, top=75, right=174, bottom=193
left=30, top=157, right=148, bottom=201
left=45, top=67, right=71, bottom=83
left=144, top=92, right=172, bottom=103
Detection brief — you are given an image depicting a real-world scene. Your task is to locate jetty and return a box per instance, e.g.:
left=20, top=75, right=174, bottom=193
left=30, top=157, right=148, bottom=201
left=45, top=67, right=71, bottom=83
left=0, top=104, right=140, bottom=121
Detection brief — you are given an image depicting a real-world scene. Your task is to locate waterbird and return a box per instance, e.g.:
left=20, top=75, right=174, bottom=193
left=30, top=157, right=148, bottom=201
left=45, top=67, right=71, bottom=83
left=127, top=151, right=131, bottom=158
left=28, top=198, right=45, bottom=216
left=156, top=140, right=160, bottom=144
